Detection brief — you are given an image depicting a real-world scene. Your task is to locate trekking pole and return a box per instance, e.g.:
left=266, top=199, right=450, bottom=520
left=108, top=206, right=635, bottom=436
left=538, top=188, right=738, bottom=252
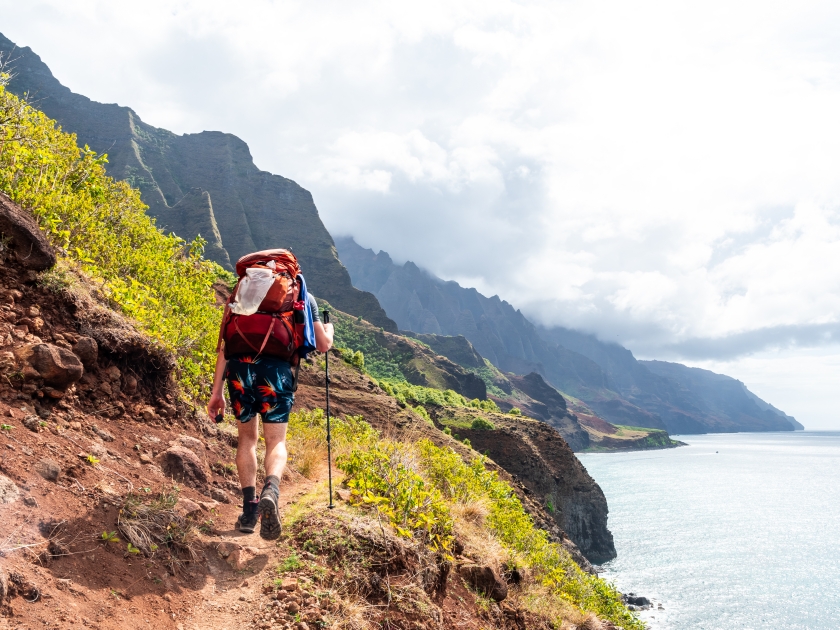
left=323, top=309, right=334, bottom=509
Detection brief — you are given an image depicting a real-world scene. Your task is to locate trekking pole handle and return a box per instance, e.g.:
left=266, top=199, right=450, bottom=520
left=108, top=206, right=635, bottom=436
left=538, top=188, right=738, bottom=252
left=322, top=309, right=330, bottom=324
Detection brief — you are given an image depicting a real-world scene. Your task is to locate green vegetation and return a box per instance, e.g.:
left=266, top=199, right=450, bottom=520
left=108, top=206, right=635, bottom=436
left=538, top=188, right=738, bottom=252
left=331, top=307, right=409, bottom=380
left=277, top=552, right=302, bottom=573
left=466, top=358, right=509, bottom=397
left=380, top=380, right=499, bottom=412
left=470, top=417, right=495, bottom=430
left=336, top=417, right=643, bottom=629
left=509, top=407, right=522, bottom=416
left=0, top=75, right=225, bottom=397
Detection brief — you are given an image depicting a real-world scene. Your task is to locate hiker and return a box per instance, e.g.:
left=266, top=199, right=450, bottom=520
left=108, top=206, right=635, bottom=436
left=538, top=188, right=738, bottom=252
left=206, top=249, right=334, bottom=540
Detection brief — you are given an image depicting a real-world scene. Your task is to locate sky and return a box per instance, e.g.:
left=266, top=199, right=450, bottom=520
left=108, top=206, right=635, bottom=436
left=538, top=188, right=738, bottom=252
left=2, top=0, right=840, bottom=428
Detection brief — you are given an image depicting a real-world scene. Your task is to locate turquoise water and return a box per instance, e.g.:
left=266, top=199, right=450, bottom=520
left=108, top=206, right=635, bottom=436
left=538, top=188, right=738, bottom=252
left=578, top=432, right=840, bottom=629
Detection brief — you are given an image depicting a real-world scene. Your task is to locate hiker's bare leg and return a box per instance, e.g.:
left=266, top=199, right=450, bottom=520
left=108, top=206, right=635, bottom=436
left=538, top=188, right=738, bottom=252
left=236, top=418, right=259, bottom=489
left=263, top=422, right=288, bottom=482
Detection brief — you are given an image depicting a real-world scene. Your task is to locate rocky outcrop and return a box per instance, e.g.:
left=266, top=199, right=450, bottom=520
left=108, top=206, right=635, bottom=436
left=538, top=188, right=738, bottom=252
left=453, top=414, right=616, bottom=564
left=0, top=192, right=56, bottom=271
left=294, top=355, right=615, bottom=568
left=502, top=372, right=589, bottom=451
left=0, top=33, right=396, bottom=333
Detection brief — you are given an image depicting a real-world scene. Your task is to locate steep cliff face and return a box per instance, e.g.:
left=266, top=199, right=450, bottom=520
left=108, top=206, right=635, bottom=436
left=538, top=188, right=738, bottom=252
left=445, top=412, right=616, bottom=564
left=0, top=33, right=397, bottom=332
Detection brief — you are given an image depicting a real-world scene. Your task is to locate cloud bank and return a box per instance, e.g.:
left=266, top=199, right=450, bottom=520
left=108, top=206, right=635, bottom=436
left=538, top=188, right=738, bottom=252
left=3, top=0, right=840, bottom=426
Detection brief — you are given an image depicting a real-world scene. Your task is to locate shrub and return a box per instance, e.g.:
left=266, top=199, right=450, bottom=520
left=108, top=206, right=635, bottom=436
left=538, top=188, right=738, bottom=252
left=337, top=441, right=453, bottom=554
left=470, top=417, right=495, bottom=430
left=509, top=407, right=522, bottom=416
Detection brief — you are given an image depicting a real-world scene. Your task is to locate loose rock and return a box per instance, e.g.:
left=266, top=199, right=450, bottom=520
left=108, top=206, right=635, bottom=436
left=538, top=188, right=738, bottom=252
left=123, top=375, right=138, bottom=395
left=458, top=564, right=508, bottom=601
left=71, top=337, right=98, bottom=370
left=0, top=474, right=20, bottom=504
left=159, top=446, right=208, bottom=487
left=175, top=497, right=203, bottom=519
left=175, top=435, right=205, bottom=452
left=0, top=351, right=16, bottom=372
left=209, top=488, right=230, bottom=503
left=91, top=425, right=115, bottom=442
left=35, top=458, right=61, bottom=482
left=21, top=415, right=40, bottom=432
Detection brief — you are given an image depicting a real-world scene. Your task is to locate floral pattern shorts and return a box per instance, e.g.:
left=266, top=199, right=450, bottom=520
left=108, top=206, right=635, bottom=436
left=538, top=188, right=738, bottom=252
left=225, top=356, right=295, bottom=424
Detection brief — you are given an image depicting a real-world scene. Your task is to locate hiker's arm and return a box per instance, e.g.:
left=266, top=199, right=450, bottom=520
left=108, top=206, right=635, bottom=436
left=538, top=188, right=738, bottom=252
left=207, top=348, right=227, bottom=418
left=314, top=321, right=334, bottom=353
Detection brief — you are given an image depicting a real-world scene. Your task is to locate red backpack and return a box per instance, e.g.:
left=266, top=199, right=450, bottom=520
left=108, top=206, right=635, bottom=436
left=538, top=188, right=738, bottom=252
left=217, top=249, right=306, bottom=362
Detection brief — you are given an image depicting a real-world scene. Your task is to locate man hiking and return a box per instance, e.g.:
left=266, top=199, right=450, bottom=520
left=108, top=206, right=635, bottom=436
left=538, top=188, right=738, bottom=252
left=207, top=249, right=334, bottom=540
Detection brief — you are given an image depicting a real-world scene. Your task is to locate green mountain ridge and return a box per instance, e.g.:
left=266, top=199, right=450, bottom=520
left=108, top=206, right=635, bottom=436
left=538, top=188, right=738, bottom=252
left=0, top=32, right=397, bottom=333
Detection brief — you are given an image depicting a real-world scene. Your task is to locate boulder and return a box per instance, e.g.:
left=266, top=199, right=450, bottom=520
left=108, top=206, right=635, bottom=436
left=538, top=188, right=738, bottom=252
left=625, top=595, right=650, bottom=607
left=458, top=564, right=508, bottom=601
left=35, top=458, right=61, bottom=482
left=15, top=343, right=84, bottom=388
left=159, top=445, right=208, bottom=487
left=0, top=474, right=20, bottom=504
left=71, top=337, right=98, bottom=369
left=174, top=435, right=205, bottom=452
left=0, top=192, right=56, bottom=271
left=209, top=488, right=230, bottom=503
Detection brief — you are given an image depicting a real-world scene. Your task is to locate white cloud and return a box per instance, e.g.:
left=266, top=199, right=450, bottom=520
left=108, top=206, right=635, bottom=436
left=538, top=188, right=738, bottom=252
left=3, top=0, right=840, bottom=426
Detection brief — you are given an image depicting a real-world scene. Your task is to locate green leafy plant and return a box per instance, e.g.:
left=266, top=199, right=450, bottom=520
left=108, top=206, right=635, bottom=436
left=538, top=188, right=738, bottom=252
left=337, top=442, right=454, bottom=555
left=86, top=454, right=100, bottom=466
left=0, top=424, right=12, bottom=431
left=278, top=553, right=302, bottom=573
left=509, top=407, right=522, bottom=416
left=126, top=542, right=141, bottom=554
left=101, top=530, right=120, bottom=543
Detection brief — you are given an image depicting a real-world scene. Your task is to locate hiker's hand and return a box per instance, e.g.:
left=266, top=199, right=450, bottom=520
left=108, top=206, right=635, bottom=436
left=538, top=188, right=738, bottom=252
left=207, top=391, right=225, bottom=420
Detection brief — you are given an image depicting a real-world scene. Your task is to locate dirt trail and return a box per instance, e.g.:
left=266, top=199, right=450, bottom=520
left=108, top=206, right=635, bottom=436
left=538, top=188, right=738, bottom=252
left=179, top=476, right=317, bottom=630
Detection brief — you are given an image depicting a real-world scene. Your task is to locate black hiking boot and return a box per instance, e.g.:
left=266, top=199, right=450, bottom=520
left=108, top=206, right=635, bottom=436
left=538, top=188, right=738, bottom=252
left=258, top=483, right=281, bottom=540
left=235, top=499, right=260, bottom=534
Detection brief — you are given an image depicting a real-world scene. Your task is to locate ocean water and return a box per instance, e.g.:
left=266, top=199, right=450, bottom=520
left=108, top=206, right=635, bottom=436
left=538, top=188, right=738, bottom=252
left=577, top=432, right=840, bottom=630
